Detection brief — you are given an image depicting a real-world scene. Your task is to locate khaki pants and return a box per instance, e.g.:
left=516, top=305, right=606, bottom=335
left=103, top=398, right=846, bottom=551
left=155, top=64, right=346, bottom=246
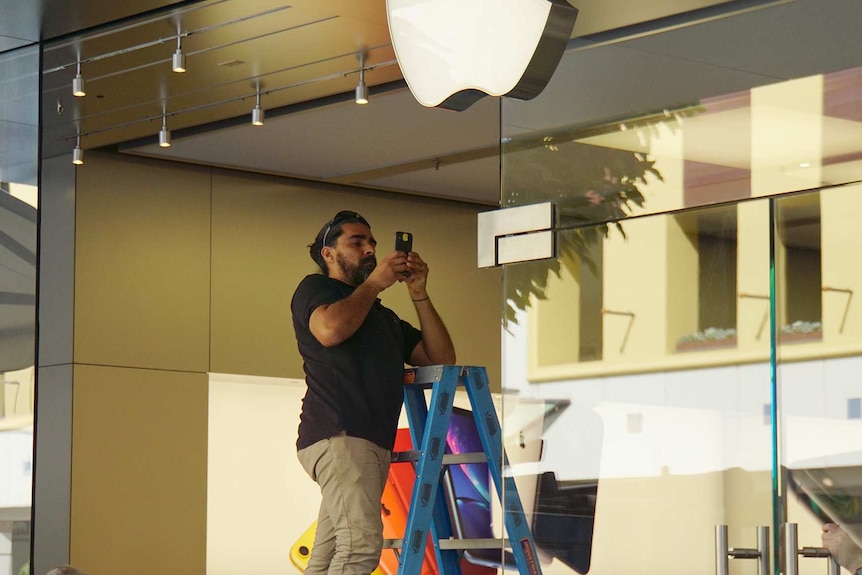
left=297, top=433, right=392, bottom=575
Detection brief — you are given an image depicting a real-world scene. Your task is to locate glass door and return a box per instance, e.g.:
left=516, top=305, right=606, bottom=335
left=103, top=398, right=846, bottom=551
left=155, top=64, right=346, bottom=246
left=498, top=203, right=773, bottom=575
left=494, top=2, right=862, bottom=574
left=777, top=187, right=862, bottom=575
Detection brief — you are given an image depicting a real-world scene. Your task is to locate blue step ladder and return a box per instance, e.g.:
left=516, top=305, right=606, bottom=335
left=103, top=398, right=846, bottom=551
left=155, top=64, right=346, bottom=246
left=389, top=365, right=542, bottom=575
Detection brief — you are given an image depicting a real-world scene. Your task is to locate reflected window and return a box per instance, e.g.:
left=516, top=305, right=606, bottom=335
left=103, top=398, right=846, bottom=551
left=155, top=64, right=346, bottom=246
left=673, top=206, right=738, bottom=352
left=578, top=240, right=603, bottom=362
left=527, top=230, right=604, bottom=367
left=778, top=195, right=823, bottom=342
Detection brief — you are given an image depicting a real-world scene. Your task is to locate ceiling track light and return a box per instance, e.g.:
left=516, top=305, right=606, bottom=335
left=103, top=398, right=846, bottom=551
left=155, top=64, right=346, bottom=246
left=45, top=5, right=292, bottom=76
left=355, top=51, right=369, bottom=105
left=72, top=60, right=86, bottom=97
left=251, top=87, right=264, bottom=126
left=172, top=35, right=187, bottom=73
left=72, top=134, right=84, bottom=165
left=159, top=115, right=172, bottom=147
left=69, top=58, right=400, bottom=144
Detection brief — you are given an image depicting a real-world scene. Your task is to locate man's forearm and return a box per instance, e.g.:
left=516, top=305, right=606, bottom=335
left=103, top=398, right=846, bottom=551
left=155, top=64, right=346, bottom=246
left=415, top=299, right=456, bottom=364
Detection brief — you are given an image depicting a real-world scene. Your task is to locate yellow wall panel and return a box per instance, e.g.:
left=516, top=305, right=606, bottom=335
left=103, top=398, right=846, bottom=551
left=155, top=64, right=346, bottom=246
left=74, top=152, right=211, bottom=372
left=603, top=216, right=668, bottom=361
left=529, top=254, right=582, bottom=369
left=736, top=201, right=771, bottom=350
left=70, top=364, right=208, bottom=575
left=821, top=183, right=862, bottom=344
left=210, top=171, right=502, bottom=386
left=665, top=216, right=699, bottom=350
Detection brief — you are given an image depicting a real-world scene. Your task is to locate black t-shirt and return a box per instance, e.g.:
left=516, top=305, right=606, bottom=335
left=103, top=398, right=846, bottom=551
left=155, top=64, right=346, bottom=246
left=291, top=274, right=423, bottom=451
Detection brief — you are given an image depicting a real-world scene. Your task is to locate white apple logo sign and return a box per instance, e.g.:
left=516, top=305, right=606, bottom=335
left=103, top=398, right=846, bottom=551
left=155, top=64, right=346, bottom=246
left=387, top=0, right=578, bottom=111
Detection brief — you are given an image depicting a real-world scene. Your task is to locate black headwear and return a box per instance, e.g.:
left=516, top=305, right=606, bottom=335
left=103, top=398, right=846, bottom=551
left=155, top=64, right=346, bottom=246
left=308, top=210, right=370, bottom=272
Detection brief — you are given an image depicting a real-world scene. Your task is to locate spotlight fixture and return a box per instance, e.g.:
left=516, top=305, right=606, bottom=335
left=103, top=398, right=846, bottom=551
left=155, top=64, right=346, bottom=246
left=172, top=35, right=187, bottom=73
left=251, top=87, right=264, bottom=126
left=72, top=135, right=84, bottom=165
left=72, top=60, right=86, bottom=97
left=159, top=115, right=172, bottom=148
left=355, top=51, right=369, bottom=105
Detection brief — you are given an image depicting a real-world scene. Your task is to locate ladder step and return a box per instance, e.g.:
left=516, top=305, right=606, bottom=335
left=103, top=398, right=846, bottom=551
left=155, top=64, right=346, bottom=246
left=384, top=538, right=511, bottom=550
left=403, top=365, right=449, bottom=386
left=391, top=450, right=488, bottom=464
left=397, top=366, right=542, bottom=575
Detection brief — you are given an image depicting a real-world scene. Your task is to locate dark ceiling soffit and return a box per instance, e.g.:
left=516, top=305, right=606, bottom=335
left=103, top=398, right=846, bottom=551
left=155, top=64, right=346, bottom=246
left=569, top=0, right=791, bottom=49
left=114, top=78, right=409, bottom=152
left=42, top=0, right=205, bottom=44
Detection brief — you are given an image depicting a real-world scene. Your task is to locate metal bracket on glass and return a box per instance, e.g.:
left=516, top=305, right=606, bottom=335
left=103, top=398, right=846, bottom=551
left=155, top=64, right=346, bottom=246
left=477, top=202, right=556, bottom=268
left=821, top=286, right=853, bottom=333
left=783, top=523, right=840, bottom=575
left=715, top=525, right=770, bottom=575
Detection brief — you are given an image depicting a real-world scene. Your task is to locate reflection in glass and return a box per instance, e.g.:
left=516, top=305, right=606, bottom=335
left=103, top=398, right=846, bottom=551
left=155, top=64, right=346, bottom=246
left=502, top=205, right=772, bottom=575
left=0, top=43, right=38, bottom=575
left=779, top=188, right=862, bottom=565
left=503, top=58, right=862, bottom=223
left=523, top=202, right=750, bottom=380
left=777, top=195, right=823, bottom=343
left=673, top=206, right=738, bottom=353
left=499, top=3, right=862, bottom=572
left=0, top=183, right=36, bottom=575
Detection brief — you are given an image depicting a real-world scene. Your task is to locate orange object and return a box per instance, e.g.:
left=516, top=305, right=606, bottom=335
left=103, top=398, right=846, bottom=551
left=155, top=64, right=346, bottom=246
left=381, top=428, right=440, bottom=575
left=292, top=426, right=494, bottom=575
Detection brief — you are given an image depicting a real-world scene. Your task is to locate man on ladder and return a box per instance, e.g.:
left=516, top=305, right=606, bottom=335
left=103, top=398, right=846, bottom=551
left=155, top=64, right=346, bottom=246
left=291, top=210, right=456, bottom=575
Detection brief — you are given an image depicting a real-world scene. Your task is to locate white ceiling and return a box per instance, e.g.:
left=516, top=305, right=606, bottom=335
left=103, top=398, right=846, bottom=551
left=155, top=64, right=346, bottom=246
left=122, top=87, right=503, bottom=204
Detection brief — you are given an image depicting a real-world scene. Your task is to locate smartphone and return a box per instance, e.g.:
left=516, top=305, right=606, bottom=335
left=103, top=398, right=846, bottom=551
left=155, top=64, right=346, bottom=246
left=395, top=231, right=413, bottom=254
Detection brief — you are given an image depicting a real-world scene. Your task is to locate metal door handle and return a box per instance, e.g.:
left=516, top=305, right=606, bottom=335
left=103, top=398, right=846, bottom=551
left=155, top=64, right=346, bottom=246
left=784, top=523, right=840, bottom=575
left=716, top=525, right=770, bottom=575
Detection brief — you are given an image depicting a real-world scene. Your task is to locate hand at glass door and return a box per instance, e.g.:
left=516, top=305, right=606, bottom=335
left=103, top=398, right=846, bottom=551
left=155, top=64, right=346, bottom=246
left=822, top=523, right=862, bottom=574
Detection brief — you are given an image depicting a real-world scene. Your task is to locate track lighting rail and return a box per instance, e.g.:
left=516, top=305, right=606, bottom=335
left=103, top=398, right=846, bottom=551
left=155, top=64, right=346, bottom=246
left=44, top=5, right=292, bottom=74
left=65, top=58, right=399, bottom=141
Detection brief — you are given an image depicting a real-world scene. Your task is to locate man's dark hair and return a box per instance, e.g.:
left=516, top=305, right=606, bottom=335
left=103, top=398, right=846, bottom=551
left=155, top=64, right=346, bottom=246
left=309, top=210, right=370, bottom=275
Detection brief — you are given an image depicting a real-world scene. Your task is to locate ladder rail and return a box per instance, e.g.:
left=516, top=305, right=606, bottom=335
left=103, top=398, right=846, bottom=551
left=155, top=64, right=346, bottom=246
left=463, top=367, right=542, bottom=575
left=396, top=365, right=542, bottom=575
left=401, top=366, right=462, bottom=575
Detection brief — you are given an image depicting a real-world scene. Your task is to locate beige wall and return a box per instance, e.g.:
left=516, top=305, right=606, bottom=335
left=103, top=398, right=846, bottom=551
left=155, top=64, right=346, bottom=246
left=208, top=168, right=502, bottom=383
left=75, top=156, right=212, bottom=372
left=63, top=151, right=501, bottom=574
left=70, top=365, right=208, bottom=575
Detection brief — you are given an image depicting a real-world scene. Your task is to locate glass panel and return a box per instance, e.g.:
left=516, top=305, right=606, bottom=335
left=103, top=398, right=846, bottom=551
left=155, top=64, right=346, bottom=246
left=501, top=3, right=862, bottom=569
left=0, top=43, right=39, bottom=575
left=779, top=187, right=862, bottom=575
left=501, top=203, right=773, bottom=575
left=503, top=0, right=862, bottom=222
left=517, top=202, right=769, bottom=380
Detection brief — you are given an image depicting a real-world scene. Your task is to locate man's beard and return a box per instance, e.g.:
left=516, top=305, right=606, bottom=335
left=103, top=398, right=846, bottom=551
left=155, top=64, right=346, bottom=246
left=336, top=252, right=377, bottom=285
